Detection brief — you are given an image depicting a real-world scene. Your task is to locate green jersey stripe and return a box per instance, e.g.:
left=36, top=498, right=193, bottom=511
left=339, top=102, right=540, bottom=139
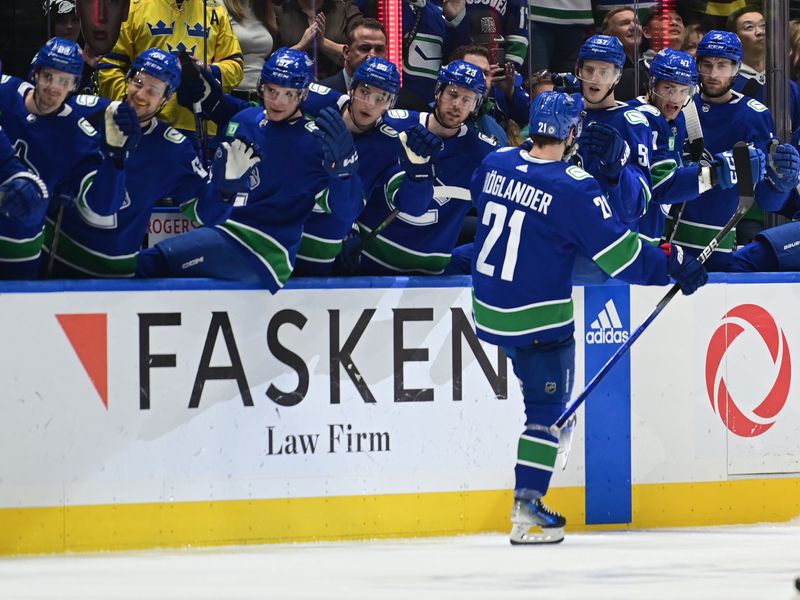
left=298, top=232, right=343, bottom=262
left=593, top=231, right=643, bottom=277
left=219, top=220, right=292, bottom=283
left=0, top=230, right=45, bottom=261
left=472, top=293, right=573, bottom=335
left=667, top=218, right=735, bottom=252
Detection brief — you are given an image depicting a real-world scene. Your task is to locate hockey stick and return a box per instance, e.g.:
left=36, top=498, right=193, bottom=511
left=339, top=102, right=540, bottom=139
left=178, top=50, right=208, bottom=166
left=550, top=142, right=756, bottom=434
left=666, top=98, right=705, bottom=243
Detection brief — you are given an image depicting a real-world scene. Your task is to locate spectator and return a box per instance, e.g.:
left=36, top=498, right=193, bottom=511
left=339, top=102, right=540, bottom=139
left=462, top=0, right=527, bottom=68
left=616, top=5, right=687, bottom=101
left=97, top=0, right=243, bottom=145
left=593, top=0, right=657, bottom=28
left=399, top=0, right=469, bottom=110
left=791, top=20, right=800, bottom=81
left=45, top=0, right=80, bottom=42
left=682, top=23, right=706, bottom=57
left=318, top=18, right=386, bottom=92
left=75, top=0, right=131, bottom=71
left=223, top=0, right=279, bottom=97
left=529, top=1, right=593, bottom=73
left=276, top=0, right=363, bottom=81
left=601, top=6, right=642, bottom=68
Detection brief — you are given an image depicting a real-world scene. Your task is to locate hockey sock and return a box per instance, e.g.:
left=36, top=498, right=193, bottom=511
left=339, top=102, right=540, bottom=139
left=514, top=425, right=559, bottom=498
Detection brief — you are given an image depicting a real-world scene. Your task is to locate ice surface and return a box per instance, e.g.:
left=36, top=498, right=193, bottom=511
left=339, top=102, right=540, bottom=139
left=1, top=524, right=799, bottom=600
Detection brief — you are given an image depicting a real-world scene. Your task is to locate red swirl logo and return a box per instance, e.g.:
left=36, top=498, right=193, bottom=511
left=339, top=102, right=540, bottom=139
left=705, top=304, right=791, bottom=437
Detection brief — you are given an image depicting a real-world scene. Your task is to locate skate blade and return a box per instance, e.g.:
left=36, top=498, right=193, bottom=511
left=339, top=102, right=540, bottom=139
left=509, top=525, right=564, bottom=545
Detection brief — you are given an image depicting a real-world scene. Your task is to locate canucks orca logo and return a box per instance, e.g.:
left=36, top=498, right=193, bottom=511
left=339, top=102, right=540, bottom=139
left=186, top=22, right=210, bottom=38
left=249, top=166, right=260, bottom=190
left=167, top=42, right=197, bottom=56
left=147, top=20, right=175, bottom=36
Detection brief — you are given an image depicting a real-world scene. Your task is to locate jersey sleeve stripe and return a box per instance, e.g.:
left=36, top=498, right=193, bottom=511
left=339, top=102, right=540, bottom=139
left=592, top=230, right=643, bottom=277
left=218, top=219, right=293, bottom=284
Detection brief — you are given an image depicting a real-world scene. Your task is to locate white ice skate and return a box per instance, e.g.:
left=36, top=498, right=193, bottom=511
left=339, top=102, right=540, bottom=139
left=510, top=498, right=566, bottom=545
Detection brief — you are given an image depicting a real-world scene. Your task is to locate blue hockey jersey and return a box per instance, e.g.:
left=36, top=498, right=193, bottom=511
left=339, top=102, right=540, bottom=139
left=471, top=147, right=670, bottom=347
left=182, top=106, right=362, bottom=290
left=0, top=78, right=125, bottom=278
left=356, top=109, right=497, bottom=275
left=578, top=100, right=654, bottom=229
left=46, top=119, right=207, bottom=277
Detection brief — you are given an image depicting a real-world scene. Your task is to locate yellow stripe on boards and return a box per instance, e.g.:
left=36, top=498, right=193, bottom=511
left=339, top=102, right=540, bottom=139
left=0, top=479, right=798, bottom=556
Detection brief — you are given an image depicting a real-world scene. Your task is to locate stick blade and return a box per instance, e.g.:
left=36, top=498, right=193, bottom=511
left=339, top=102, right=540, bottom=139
left=732, top=141, right=756, bottom=213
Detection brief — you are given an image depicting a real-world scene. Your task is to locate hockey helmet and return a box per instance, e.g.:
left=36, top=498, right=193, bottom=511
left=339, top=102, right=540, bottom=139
left=529, top=91, right=584, bottom=141
left=259, top=48, right=314, bottom=90
left=578, top=35, right=626, bottom=70
left=129, top=48, right=182, bottom=96
left=30, top=37, right=84, bottom=81
left=352, top=57, right=401, bottom=97
left=696, top=30, right=743, bottom=63
left=436, top=60, right=487, bottom=97
left=650, top=48, right=698, bottom=87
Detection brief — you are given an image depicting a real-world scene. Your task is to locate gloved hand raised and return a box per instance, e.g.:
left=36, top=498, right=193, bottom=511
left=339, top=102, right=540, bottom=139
left=210, top=139, right=261, bottom=199
left=103, top=101, right=142, bottom=165
left=0, top=171, right=49, bottom=226
left=661, top=242, right=708, bottom=296
left=313, top=107, right=359, bottom=179
left=399, top=124, right=443, bottom=182
left=578, top=121, right=630, bottom=180
left=550, top=72, right=581, bottom=94
left=176, top=58, right=224, bottom=113
left=766, top=143, right=800, bottom=192
left=712, top=147, right=765, bottom=190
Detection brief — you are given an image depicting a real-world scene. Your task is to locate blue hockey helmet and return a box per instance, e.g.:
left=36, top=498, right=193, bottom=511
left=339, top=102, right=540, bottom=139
left=529, top=91, right=584, bottom=141
left=578, top=34, right=626, bottom=70
left=352, top=57, right=401, bottom=97
left=129, top=48, right=182, bottom=96
left=696, top=30, right=743, bottom=63
left=30, top=37, right=84, bottom=81
left=436, top=60, right=487, bottom=98
left=259, top=48, right=314, bottom=90
left=649, top=48, right=698, bottom=87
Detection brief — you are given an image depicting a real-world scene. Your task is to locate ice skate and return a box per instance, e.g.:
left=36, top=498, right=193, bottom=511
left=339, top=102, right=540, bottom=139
left=510, top=498, right=566, bottom=545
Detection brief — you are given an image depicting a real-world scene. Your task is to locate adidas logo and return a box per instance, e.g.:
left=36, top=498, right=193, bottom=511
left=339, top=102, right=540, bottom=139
left=516, top=164, right=528, bottom=173
left=585, top=299, right=629, bottom=344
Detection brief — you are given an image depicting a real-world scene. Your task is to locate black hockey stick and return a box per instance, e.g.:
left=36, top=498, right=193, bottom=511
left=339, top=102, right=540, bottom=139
left=550, top=141, right=756, bottom=434
left=178, top=50, right=208, bottom=167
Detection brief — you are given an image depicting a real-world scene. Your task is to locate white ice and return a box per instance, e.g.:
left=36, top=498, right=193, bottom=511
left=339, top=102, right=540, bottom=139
left=1, top=524, right=799, bottom=600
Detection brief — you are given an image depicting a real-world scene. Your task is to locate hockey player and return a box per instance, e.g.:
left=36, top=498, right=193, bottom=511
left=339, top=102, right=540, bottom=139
left=136, top=48, right=363, bottom=290
left=0, top=37, right=138, bottom=279
left=573, top=35, right=653, bottom=229
left=355, top=60, right=498, bottom=275
left=471, top=91, right=708, bottom=545
left=628, top=48, right=765, bottom=246
left=173, top=56, right=443, bottom=275
left=668, top=31, right=800, bottom=272
left=97, top=0, right=244, bottom=143
left=44, top=49, right=209, bottom=277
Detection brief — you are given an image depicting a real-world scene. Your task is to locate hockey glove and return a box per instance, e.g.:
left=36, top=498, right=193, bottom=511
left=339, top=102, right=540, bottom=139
left=336, top=228, right=363, bottom=275
left=399, top=124, right=443, bottom=182
left=550, top=72, right=581, bottom=94
left=661, top=242, right=708, bottom=296
left=0, top=171, right=49, bottom=227
left=210, top=139, right=261, bottom=199
left=313, top=107, right=359, bottom=179
left=176, top=60, right=224, bottom=114
left=578, top=122, right=630, bottom=180
left=766, top=143, right=800, bottom=193
left=103, top=101, right=142, bottom=165
left=712, top=147, right=765, bottom=190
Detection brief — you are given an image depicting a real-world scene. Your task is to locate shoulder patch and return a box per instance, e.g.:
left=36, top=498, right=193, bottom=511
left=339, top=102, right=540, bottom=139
left=226, top=121, right=240, bottom=137
left=77, top=117, right=98, bottom=137
left=305, top=120, right=319, bottom=133
left=164, top=127, right=186, bottom=144
left=74, top=94, right=100, bottom=107
left=747, top=98, right=768, bottom=113
left=566, top=165, right=592, bottom=181
left=635, top=103, right=661, bottom=117
left=387, top=109, right=409, bottom=119
left=477, top=131, right=499, bottom=146
left=624, top=109, right=650, bottom=126
left=309, top=82, right=331, bottom=96
left=378, top=123, right=399, bottom=138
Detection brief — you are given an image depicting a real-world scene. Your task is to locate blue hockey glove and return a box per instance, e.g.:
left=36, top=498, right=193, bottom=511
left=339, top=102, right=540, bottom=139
left=313, top=107, right=359, bottom=179
left=210, top=139, right=261, bottom=199
left=103, top=101, right=142, bottom=165
left=766, top=143, right=800, bottom=192
left=336, top=228, right=363, bottom=274
left=176, top=61, right=225, bottom=113
left=550, top=72, right=581, bottom=94
left=578, top=122, right=630, bottom=180
left=399, top=124, right=443, bottom=182
left=0, top=172, right=49, bottom=226
left=661, top=243, right=708, bottom=296
left=712, top=147, right=765, bottom=190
